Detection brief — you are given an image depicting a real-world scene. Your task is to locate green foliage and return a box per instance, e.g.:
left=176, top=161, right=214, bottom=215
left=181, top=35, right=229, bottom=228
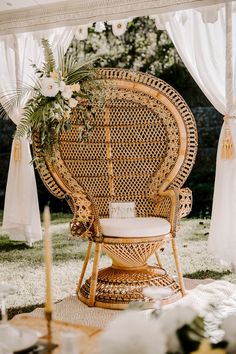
left=41, top=38, right=56, bottom=75
left=3, top=38, right=105, bottom=160
left=68, top=17, right=208, bottom=107
left=70, top=18, right=179, bottom=74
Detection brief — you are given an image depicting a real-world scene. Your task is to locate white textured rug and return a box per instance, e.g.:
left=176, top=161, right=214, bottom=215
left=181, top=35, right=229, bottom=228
left=27, top=279, right=236, bottom=331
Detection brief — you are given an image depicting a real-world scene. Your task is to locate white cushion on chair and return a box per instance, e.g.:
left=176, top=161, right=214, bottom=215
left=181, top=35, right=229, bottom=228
left=100, top=217, right=171, bottom=238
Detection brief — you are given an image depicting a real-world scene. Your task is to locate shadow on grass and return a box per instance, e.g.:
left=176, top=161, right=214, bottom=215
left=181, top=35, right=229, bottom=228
left=4, top=303, right=44, bottom=321
left=186, top=234, right=208, bottom=242
left=0, top=233, right=89, bottom=264
left=0, top=241, right=31, bottom=252
left=184, top=270, right=232, bottom=280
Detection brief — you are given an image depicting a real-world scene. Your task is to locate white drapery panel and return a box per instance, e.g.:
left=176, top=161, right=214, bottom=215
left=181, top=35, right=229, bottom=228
left=158, top=2, right=236, bottom=266
left=0, top=26, right=76, bottom=244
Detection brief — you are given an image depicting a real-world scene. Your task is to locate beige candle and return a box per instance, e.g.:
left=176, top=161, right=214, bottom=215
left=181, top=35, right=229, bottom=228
left=43, top=206, right=53, bottom=313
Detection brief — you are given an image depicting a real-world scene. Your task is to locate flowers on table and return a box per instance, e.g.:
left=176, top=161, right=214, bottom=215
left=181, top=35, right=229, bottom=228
left=221, top=315, right=236, bottom=353
left=99, top=286, right=236, bottom=354
left=99, top=305, right=205, bottom=354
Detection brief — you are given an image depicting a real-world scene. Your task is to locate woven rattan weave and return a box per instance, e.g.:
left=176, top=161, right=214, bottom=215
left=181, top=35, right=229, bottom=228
left=33, top=68, right=197, bottom=309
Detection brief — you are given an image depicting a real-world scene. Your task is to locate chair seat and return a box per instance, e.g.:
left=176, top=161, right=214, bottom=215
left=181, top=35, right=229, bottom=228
left=100, top=217, right=171, bottom=237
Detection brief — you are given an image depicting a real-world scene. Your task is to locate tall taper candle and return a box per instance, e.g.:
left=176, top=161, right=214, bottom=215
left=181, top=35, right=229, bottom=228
left=43, top=206, right=53, bottom=313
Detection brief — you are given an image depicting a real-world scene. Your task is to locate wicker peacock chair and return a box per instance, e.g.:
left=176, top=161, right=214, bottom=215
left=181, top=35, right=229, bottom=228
left=33, top=68, right=198, bottom=310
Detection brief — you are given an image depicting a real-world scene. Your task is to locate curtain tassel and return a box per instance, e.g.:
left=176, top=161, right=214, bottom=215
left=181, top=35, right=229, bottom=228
left=221, top=115, right=235, bottom=160
left=13, top=139, right=21, bottom=161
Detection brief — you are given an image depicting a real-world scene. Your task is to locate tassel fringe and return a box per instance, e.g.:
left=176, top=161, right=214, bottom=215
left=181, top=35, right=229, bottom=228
left=221, top=116, right=235, bottom=160
left=13, top=139, right=21, bottom=161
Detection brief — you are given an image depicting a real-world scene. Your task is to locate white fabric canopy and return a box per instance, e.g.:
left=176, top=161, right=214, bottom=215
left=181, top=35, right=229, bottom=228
left=0, top=0, right=226, bottom=35
left=0, top=27, right=76, bottom=244
left=158, top=2, right=236, bottom=266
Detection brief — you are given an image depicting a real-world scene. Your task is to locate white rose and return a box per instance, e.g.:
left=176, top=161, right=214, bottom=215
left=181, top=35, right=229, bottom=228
left=68, top=98, right=78, bottom=108
left=61, top=86, right=73, bottom=99
left=40, top=77, right=59, bottom=97
left=59, top=81, right=66, bottom=92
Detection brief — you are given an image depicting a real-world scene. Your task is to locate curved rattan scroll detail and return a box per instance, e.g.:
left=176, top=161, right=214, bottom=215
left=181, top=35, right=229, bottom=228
left=33, top=133, right=65, bottom=200
left=33, top=132, right=102, bottom=241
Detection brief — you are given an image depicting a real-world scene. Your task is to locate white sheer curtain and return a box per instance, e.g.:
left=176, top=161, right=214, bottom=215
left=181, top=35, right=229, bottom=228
left=0, top=27, right=76, bottom=245
left=158, top=2, right=236, bottom=266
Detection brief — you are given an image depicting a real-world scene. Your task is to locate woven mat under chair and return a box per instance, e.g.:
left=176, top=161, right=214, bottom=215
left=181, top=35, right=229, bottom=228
left=24, top=278, right=236, bottom=330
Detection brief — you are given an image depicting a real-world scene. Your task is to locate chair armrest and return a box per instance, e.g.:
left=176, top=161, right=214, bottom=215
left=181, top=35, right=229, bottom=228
left=179, top=188, right=192, bottom=218
left=155, top=188, right=192, bottom=234
left=69, top=191, right=102, bottom=242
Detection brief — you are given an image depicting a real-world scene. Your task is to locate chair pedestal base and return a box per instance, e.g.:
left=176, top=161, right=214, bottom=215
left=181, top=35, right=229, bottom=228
left=77, top=265, right=182, bottom=310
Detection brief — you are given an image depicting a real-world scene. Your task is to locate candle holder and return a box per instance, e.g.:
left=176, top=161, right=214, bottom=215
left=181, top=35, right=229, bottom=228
left=41, top=310, right=58, bottom=353
left=45, top=310, right=52, bottom=342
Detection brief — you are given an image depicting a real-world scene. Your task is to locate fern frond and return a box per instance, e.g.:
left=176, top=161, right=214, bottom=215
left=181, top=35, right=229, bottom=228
left=41, top=38, right=56, bottom=75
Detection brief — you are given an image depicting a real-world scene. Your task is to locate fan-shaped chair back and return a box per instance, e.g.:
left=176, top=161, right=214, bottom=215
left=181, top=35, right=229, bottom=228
left=34, top=69, right=197, bottom=221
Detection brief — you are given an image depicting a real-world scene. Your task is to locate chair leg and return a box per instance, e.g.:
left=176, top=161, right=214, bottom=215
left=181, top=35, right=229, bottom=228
left=171, top=237, right=186, bottom=296
left=88, top=243, right=102, bottom=307
left=155, top=250, right=163, bottom=268
left=78, top=240, right=93, bottom=289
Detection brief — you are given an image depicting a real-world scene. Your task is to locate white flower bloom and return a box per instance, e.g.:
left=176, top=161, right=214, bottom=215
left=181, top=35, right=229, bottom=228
left=99, top=311, right=166, bottom=354
left=50, top=70, right=60, bottom=80
left=157, top=305, right=197, bottom=353
left=40, top=77, right=59, bottom=97
left=107, top=20, right=128, bottom=36
left=61, top=86, right=73, bottom=100
left=71, top=83, right=81, bottom=93
left=143, top=286, right=174, bottom=301
left=59, top=81, right=66, bottom=92
left=222, top=315, right=236, bottom=352
left=95, top=21, right=106, bottom=33
left=68, top=98, right=78, bottom=108
left=54, top=113, right=62, bottom=121
left=133, top=58, right=143, bottom=71
left=75, top=24, right=92, bottom=41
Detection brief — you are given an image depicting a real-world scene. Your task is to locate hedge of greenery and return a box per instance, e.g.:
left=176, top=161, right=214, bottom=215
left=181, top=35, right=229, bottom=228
left=69, top=17, right=210, bottom=107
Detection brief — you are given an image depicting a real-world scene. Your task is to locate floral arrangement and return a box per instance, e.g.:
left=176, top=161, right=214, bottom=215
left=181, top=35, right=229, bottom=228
left=98, top=287, right=236, bottom=354
left=3, top=38, right=104, bottom=159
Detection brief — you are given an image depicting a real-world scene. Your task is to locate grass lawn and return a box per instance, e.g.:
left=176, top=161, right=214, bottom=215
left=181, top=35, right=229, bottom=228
left=0, top=214, right=235, bottom=319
